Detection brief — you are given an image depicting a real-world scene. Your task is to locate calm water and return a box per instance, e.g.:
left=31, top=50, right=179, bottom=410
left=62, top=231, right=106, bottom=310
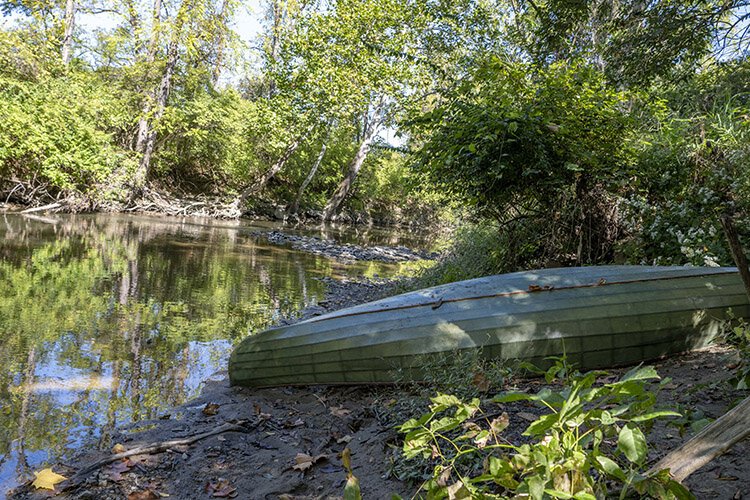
left=0, top=213, right=425, bottom=493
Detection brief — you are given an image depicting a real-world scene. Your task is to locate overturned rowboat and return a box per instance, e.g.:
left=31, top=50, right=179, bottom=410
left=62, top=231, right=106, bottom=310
left=229, top=266, right=750, bottom=387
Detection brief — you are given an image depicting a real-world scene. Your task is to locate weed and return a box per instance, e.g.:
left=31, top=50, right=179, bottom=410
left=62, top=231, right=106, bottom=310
left=395, top=361, right=690, bottom=500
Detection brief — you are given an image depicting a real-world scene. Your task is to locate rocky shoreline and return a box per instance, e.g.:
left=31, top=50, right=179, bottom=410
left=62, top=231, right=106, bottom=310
left=254, top=230, right=438, bottom=263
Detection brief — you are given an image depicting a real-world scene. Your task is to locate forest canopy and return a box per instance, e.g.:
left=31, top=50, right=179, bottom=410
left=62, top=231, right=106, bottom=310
left=2, top=0, right=750, bottom=267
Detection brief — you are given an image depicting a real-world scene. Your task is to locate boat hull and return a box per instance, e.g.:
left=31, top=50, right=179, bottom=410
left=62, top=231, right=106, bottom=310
left=229, top=266, right=750, bottom=387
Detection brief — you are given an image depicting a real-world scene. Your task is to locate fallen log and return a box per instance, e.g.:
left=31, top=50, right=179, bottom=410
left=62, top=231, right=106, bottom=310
left=20, top=202, right=61, bottom=214
left=650, top=395, right=750, bottom=482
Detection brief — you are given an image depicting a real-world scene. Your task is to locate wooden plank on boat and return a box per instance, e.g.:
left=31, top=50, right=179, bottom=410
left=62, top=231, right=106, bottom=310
left=229, top=266, right=750, bottom=387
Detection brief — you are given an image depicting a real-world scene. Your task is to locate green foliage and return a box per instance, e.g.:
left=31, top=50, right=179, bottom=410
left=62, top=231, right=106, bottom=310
left=620, top=73, right=750, bottom=265
left=413, top=60, right=635, bottom=218
left=511, top=0, right=727, bottom=86
left=0, top=73, right=136, bottom=198
left=397, top=363, right=689, bottom=499
left=155, top=89, right=268, bottom=189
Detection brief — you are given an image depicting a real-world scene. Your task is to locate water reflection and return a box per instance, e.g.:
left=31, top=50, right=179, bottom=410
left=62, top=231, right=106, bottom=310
left=0, top=213, right=410, bottom=493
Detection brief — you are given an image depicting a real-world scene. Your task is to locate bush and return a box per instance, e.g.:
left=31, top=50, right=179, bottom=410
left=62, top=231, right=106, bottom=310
left=0, top=73, right=136, bottom=200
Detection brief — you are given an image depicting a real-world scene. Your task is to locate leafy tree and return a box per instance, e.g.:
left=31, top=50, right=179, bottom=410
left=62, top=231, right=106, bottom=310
left=412, top=59, right=636, bottom=264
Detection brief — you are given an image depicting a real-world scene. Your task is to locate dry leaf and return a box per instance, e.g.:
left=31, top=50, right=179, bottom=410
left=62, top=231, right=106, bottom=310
left=437, top=466, right=453, bottom=487
left=336, top=434, right=352, bottom=444
left=31, top=468, right=67, bottom=490
left=330, top=406, right=351, bottom=417
left=517, top=412, right=538, bottom=422
left=107, top=459, right=134, bottom=481
left=112, top=443, right=126, bottom=454
left=206, top=479, right=237, bottom=498
left=447, top=480, right=472, bottom=500
left=490, top=413, right=510, bottom=434
left=202, top=403, right=220, bottom=416
left=471, top=371, right=491, bottom=392
left=127, top=490, right=159, bottom=500
left=292, top=453, right=327, bottom=472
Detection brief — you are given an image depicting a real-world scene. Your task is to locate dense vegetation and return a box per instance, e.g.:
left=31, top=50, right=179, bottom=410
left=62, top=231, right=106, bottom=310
left=2, top=0, right=750, bottom=261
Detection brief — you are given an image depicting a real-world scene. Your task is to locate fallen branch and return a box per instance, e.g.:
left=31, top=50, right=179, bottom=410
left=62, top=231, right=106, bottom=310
left=68, top=420, right=255, bottom=483
left=649, top=396, right=750, bottom=482
left=20, top=202, right=61, bottom=214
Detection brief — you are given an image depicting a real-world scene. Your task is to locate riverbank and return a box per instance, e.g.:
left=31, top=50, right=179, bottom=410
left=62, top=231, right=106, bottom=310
left=8, top=274, right=750, bottom=499
left=1, top=183, right=448, bottom=231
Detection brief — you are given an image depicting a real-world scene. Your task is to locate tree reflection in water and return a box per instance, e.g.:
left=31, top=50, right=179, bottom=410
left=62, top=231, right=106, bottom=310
left=0, top=213, right=405, bottom=492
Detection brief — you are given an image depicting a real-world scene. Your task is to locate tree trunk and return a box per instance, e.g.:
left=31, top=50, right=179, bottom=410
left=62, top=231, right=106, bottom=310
left=133, top=0, right=164, bottom=187
left=720, top=214, right=750, bottom=299
left=211, top=0, right=230, bottom=84
left=132, top=32, right=179, bottom=194
left=288, top=131, right=328, bottom=215
left=61, top=0, right=76, bottom=65
left=235, top=129, right=309, bottom=206
left=322, top=120, right=379, bottom=221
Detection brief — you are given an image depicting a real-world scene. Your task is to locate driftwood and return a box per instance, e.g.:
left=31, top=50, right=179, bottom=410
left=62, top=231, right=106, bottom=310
left=650, top=396, right=750, bottom=482
left=67, top=420, right=254, bottom=484
left=20, top=202, right=62, bottom=214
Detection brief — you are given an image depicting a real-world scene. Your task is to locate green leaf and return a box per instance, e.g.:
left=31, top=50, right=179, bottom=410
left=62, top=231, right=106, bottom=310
left=524, top=413, right=558, bottom=436
left=665, top=478, right=696, bottom=500
left=572, top=493, right=597, bottom=500
left=618, top=425, right=647, bottom=463
left=630, top=410, right=681, bottom=422
left=343, top=474, right=362, bottom=500
left=493, top=391, right=532, bottom=403
left=620, top=365, right=659, bottom=382
left=528, top=475, right=545, bottom=500
left=595, top=455, right=627, bottom=480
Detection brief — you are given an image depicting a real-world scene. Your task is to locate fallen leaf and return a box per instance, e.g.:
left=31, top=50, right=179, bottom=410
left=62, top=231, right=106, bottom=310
left=517, top=412, right=538, bottom=422
left=490, top=413, right=510, bottom=435
left=437, top=466, right=453, bottom=487
left=293, top=453, right=328, bottom=472
left=202, top=403, right=220, bottom=416
left=206, top=479, right=237, bottom=498
left=471, top=372, right=491, bottom=392
left=336, top=435, right=352, bottom=444
left=112, top=443, right=126, bottom=454
left=446, top=480, right=471, bottom=499
left=31, top=468, right=67, bottom=490
left=107, top=459, right=134, bottom=481
left=330, top=406, right=351, bottom=418
left=127, top=490, right=159, bottom=500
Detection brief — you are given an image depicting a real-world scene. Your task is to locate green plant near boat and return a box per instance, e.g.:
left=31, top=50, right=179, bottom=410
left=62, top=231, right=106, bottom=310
left=719, top=309, right=750, bottom=390
left=395, top=362, right=691, bottom=499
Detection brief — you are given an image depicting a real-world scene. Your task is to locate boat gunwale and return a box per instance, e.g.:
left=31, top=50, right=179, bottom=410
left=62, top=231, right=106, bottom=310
left=293, top=267, right=739, bottom=326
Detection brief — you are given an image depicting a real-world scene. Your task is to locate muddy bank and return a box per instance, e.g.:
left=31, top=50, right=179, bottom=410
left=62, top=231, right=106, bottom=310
left=8, top=277, right=750, bottom=499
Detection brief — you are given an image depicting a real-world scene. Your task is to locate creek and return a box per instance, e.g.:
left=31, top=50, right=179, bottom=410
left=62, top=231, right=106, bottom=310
left=0, top=213, right=432, bottom=493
